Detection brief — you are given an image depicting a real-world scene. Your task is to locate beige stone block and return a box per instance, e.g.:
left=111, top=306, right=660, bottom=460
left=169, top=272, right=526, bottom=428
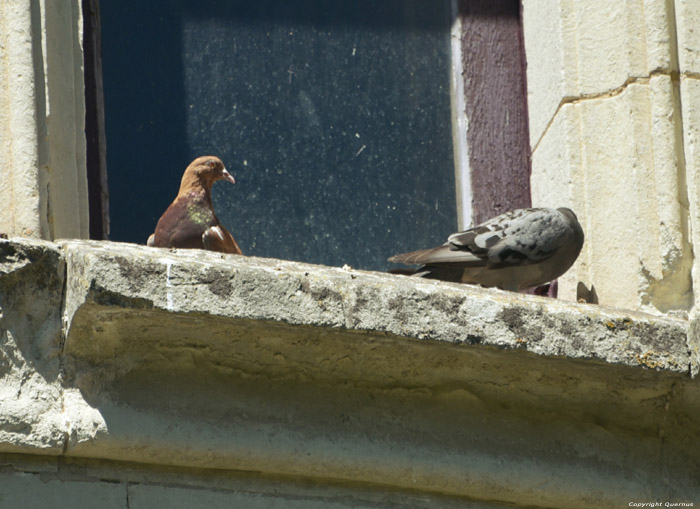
left=0, top=240, right=67, bottom=454
left=532, top=78, right=691, bottom=312
left=643, top=74, right=693, bottom=311
left=56, top=239, right=696, bottom=503
left=532, top=94, right=643, bottom=307
left=638, top=0, right=678, bottom=71
left=0, top=1, right=45, bottom=238
left=522, top=0, right=568, bottom=151
left=568, top=0, right=646, bottom=93
left=524, top=0, right=677, bottom=148
left=680, top=77, right=700, bottom=305
left=577, top=91, right=644, bottom=311
left=675, top=0, right=700, bottom=73
left=40, top=0, right=89, bottom=239
left=0, top=0, right=88, bottom=240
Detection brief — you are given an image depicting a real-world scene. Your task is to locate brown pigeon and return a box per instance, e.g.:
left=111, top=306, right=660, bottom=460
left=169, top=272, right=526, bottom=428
left=388, top=207, right=584, bottom=292
left=147, top=156, right=242, bottom=254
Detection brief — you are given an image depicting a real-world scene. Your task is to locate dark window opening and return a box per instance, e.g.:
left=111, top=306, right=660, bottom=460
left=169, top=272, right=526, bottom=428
left=97, top=0, right=456, bottom=271
left=83, top=0, right=531, bottom=270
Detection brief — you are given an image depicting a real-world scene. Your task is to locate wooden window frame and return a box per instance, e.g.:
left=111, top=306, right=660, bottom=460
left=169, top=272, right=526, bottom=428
left=83, top=0, right=110, bottom=239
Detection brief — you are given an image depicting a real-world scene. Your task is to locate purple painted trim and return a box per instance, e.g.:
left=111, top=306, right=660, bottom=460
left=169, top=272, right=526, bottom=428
left=458, top=0, right=531, bottom=224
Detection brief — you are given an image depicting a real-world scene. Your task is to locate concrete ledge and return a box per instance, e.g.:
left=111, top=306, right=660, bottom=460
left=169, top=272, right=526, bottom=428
left=60, top=240, right=695, bottom=375
left=2, top=238, right=700, bottom=506
left=59, top=241, right=698, bottom=375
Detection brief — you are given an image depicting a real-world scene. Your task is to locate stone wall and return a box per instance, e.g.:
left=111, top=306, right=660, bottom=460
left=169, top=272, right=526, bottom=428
left=523, top=0, right=700, bottom=313
left=0, top=0, right=88, bottom=240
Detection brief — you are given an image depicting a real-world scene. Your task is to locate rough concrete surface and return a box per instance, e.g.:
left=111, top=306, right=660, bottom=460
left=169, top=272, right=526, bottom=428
left=0, top=239, right=66, bottom=453
left=2, top=238, right=700, bottom=507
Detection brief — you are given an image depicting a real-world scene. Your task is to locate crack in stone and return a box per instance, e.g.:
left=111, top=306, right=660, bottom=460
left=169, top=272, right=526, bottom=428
left=532, top=69, right=695, bottom=154
left=56, top=249, right=70, bottom=455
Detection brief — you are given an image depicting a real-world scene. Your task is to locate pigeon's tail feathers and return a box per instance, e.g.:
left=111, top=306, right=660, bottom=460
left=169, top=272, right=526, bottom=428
left=388, top=244, right=483, bottom=266
left=388, top=248, right=438, bottom=265
left=388, top=266, right=464, bottom=282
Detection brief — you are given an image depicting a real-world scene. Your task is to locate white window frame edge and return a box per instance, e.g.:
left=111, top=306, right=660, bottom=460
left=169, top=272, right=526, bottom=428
left=450, top=0, right=472, bottom=231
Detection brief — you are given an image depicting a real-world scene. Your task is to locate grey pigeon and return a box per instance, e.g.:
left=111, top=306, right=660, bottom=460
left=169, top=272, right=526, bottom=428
left=388, top=207, right=584, bottom=292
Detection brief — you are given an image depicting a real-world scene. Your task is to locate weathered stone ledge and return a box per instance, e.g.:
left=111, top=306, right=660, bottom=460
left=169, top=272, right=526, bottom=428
left=1, top=238, right=699, bottom=507
left=60, top=239, right=695, bottom=376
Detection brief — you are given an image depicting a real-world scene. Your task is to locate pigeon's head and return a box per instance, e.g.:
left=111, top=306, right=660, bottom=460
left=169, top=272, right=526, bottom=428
left=186, top=155, right=236, bottom=187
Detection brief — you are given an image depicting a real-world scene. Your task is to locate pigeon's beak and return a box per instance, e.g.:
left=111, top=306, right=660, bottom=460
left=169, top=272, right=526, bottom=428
left=221, top=167, right=236, bottom=184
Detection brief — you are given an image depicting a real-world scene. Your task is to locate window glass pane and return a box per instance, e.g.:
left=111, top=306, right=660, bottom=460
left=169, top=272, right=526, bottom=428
left=102, top=0, right=456, bottom=271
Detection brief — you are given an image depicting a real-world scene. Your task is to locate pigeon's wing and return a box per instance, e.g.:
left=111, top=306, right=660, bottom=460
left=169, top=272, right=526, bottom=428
left=448, top=208, right=574, bottom=269
left=202, top=225, right=243, bottom=255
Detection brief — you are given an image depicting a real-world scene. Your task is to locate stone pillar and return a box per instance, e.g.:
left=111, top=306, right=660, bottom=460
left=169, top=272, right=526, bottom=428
left=0, top=0, right=88, bottom=240
left=522, top=0, right=696, bottom=313
left=677, top=0, right=700, bottom=312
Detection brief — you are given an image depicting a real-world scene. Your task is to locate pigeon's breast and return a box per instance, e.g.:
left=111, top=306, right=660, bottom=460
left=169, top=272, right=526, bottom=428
left=186, top=198, right=216, bottom=227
